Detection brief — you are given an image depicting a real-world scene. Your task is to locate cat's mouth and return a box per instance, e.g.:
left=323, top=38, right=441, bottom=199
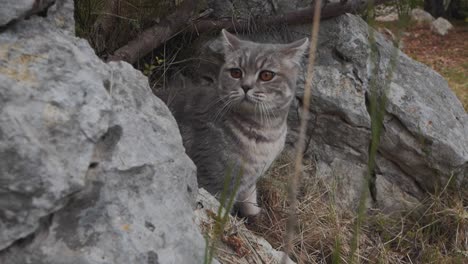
left=228, top=93, right=263, bottom=109
left=240, top=95, right=260, bottom=107
left=238, top=96, right=264, bottom=113
left=243, top=94, right=265, bottom=105
left=242, top=95, right=252, bottom=103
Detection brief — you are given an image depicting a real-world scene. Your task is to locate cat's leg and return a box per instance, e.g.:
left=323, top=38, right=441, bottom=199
left=237, top=185, right=261, bottom=217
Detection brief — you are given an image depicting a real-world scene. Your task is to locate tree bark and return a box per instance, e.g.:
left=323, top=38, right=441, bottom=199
left=424, top=0, right=465, bottom=18
left=424, top=0, right=447, bottom=17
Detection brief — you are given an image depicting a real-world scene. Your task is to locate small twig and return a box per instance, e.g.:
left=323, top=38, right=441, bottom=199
left=91, top=12, right=136, bottom=21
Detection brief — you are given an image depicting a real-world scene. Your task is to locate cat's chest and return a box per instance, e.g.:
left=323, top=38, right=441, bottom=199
left=254, top=139, right=283, bottom=168
left=240, top=128, right=286, bottom=176
left=216, top=118, right=287, bottom=176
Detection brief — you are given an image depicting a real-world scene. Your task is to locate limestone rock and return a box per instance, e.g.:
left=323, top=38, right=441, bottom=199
left=431, top=17, right=454, bottom=36
left=0, top=6, right=112, bottom=252
left=0, top=0, right=205, bottom=263
left=375, top=13, right=399, bottom=22
left=411, top=8, right=435, bottom=24
left=301, top=14, right=467, bottom=211
left=374, top=173, right=420, bottom=212
left=375, top=4, right=398, bottom=17
left=0, top=0, right=57, bottom=27
left=195, top=188, right=295, bottom=264
left=375, top=4, right=399, bottom=23
left=0, top=0, right=34, bottom=26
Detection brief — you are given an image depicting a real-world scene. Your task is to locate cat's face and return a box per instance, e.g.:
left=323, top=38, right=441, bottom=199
left=218, top=29, right=308, bottom=117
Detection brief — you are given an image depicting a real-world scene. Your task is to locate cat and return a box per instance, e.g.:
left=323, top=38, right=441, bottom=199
left=167, top=29, right=308, bottom=217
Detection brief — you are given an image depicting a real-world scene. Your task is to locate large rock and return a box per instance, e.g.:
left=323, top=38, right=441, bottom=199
left=182, top=10, right=467, bottom=212
left=0, top=0, right=205, bottom=263
left=297, top=15, right=466, bottom=211
left=0, top=0, right=111, bottom=250
left=195, top=189, right=294, bottom=264
left=411, top=8, right=435, bottom=25
left=296, top=15, right=466, bottom=211
left=375, top=4, right=399, bottom=22
left=2, top=0, right=36, bottom=26
left=431, top=17, right=454, bottom=36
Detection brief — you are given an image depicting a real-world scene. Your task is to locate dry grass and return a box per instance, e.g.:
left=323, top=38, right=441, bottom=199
left=248, top=155, right=468, bottom=264
left=282, top=0, right=323, bottom=260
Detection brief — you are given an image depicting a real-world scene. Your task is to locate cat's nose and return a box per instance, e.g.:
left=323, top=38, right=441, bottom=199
left=241, top=85, right=252, bottom=93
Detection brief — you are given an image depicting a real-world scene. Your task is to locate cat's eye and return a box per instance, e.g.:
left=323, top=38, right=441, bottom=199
left=230, top=68, right=242, bottom=79
left=259, top=70, right=275, bottom=82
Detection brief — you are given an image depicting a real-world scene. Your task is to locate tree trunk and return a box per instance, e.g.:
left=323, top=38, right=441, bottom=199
left=424, top=0, right=465, bottom=18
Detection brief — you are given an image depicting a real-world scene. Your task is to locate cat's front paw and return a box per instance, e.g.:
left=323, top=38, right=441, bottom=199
left=238, top=202, right=261, bottom=217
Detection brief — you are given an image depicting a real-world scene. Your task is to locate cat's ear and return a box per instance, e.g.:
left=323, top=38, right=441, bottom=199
left=280, top=37, right=309, bottom=64
left=221, top=29, right=242, bottom=51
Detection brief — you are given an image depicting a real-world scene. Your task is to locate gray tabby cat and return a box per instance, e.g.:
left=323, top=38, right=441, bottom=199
left=169, top=29, right=308, bottom=217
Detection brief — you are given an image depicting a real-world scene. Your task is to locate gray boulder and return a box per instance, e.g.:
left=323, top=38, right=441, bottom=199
left=184, top=12, right=467, bottom=212
left=375, top=4, right=399, bottom=22
left=431, top=17, right=454, bottom=36
left=0, top=0, right=57, bottom=27
left=0, top=2, right=112, bottom=251
left=1, top=0, right=33, bottom=26
left=0, top=0, right=205, bottom=263
left=298, top=14, right=466, bottom=211
left=411, top=8, right=435, bottom=25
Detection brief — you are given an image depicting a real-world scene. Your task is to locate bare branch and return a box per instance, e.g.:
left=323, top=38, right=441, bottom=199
left=107, top=0, right=198, bottom=64
left=191, top=0, right=389, bottom=33
left=108, top=0, right=390, bottom=64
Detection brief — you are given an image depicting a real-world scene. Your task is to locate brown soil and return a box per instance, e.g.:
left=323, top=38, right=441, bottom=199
left=401, top=22, right=468, bottom=74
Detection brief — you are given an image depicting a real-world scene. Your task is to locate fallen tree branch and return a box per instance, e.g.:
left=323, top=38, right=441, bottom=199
left=191, top=0, right=391, bottom=33
left=108, top=0, right=389, bottom=64
left=191, top=0, right=363, bottom=33
left=107, top=0, right=198, bottom=63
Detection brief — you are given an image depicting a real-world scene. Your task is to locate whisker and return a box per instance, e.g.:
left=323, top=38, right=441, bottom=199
left=259, top=100, right=264, bottom=124
left=213, top=98, right=233, bottom=122
left=261, top=102, right=269, bottom=126
left=207, top=94, right=230, bottom=110
left=213, top=94, right=243, bottom=122
left=254, top=100, right=259, bottom=121
left=266, top=102, right=277, bottom=120
left=262, top=102, right=273, bottom=126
